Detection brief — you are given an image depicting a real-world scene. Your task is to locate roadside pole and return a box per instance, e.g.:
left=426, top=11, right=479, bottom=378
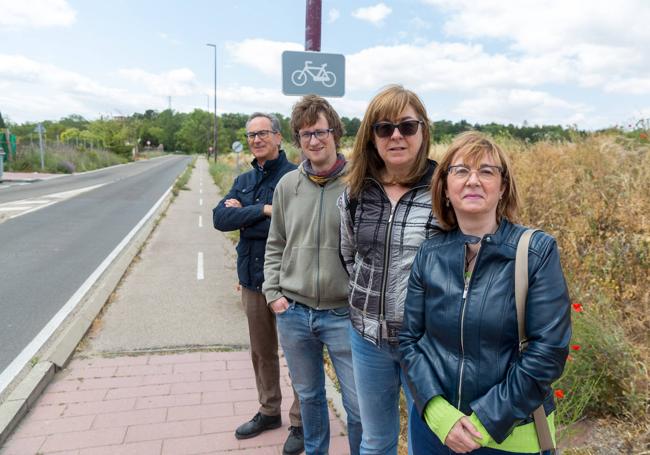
left=35, top=123, right=46, bottom=170
left=0, top=150, right=4, bottom=182
left=305, top=0, right=322, bottom=51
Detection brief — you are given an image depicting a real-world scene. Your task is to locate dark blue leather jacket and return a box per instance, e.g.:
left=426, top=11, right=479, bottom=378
left=213, top=151, right=296, bottom=291
left=399, top=220, right=571, bottom=443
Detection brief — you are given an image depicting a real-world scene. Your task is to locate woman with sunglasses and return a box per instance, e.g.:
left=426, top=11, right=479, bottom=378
left=399, top=131, right=571, bottom=454
left=338, top=84, right=438, bottom=454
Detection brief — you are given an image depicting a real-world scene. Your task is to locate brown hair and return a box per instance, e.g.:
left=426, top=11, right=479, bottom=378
left=432, top=131, right=520, bottom=230
left=346, top=85, right=431, bottom=197
left=290, top=94, right=344, bottom=148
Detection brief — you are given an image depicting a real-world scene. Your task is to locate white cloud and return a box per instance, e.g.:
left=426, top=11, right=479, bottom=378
left=605, top=78, right=650, bottom=94
left=328, top=8, right=341, bottom=23
left=352, top=3, right=392, bottom=25
left=224, top=39, right=302, bottom=78
left=453, top=89, right=590, bottom=126
left=424, top=0, right=650, bottom=53
left=117, top=68, right=200, bottom=96
left=0, top=0, right=76, bottom=27
left=346, top=42, right=573, bottom=92
left=0, top=54, right=188, bottom=121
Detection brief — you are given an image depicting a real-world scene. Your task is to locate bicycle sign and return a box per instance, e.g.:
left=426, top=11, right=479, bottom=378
left=291, top=61, right=336, bottom=87
left=282, top=50, right=345, bottom=97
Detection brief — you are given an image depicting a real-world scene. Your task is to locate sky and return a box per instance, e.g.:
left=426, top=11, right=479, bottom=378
left=1, top=0, right=650, bottom=130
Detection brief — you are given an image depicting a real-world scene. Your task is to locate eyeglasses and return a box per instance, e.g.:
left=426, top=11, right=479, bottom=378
left=447, top=165, right=503, bottom=181
left=372, top=120, right=423, bottom=138
left=246, top=130, right=276, bottom=140
left=297, top=128, right=333, bottom=143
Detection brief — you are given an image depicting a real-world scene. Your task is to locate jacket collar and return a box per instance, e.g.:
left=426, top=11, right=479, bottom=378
left=251, top=149, right=287, bottom=171
left=452, top=218, right=514, bottom=245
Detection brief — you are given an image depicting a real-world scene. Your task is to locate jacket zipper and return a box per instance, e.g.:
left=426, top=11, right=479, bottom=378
left=457, top=242, right=482, bottom=409
left=316, top=186, right=325, bottom=308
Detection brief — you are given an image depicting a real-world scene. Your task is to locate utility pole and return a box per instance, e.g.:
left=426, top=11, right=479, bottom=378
left=206, top=43, right=217, bottom=162
left=305, top=0, right=322, bottom=51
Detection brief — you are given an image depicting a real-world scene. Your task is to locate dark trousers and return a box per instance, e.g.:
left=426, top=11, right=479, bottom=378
left=241, top=287, right=301, bottom=426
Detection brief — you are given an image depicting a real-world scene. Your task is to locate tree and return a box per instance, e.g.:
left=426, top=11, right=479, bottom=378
left=175, top=109, right=212, bottom=154
left=0, top=112, right=6, bottom=129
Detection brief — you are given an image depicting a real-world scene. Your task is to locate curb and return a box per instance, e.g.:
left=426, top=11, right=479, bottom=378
left=0, top=185, right=176, bottom=446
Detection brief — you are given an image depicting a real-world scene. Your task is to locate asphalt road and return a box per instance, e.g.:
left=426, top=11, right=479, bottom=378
left=0, top=155, right=191, bottom=377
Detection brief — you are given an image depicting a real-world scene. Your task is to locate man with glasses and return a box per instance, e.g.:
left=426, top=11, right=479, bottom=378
left=263, top=95, right=362, bottom=455
left=213, top=113, right=303, bottom=455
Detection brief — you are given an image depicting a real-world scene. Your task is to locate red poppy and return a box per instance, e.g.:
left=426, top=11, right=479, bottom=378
left=571, top=345, right=581, bottom=351
left=640, top=132, right=649, bottom=140
left=572, top=303, right=584, bottom=312
left=554, top=389, right=565, bottom=399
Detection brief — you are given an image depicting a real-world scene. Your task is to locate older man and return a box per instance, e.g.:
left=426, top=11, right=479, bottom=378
left=264, top=96, right=362, bottom=455
left=213, top=113, right=302, bottom=455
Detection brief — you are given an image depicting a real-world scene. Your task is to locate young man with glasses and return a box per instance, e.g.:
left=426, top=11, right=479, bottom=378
left=263, top=95, right=362, bottom=455
left=213, top=113, right=303, bottom=455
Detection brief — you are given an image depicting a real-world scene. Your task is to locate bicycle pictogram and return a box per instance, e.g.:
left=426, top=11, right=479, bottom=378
left=291, top=61, right=337, bottom=88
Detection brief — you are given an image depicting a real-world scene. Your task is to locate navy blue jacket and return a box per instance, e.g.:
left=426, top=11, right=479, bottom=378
left=399, top=220, right=571, bottom=443
left=213, top=151, right=296, bottom=291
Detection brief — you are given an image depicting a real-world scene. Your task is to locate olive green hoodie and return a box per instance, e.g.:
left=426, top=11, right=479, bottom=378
left=263, top=162, right=348, bottom=310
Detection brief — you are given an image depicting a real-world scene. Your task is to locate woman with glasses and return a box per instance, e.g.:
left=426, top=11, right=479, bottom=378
left=338, top=85, right=438, bottom=454
left=399, top=131, right=571, bottom=454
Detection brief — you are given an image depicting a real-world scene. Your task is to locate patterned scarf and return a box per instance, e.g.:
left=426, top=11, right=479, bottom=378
left=302, top=153, right=347, bottom=186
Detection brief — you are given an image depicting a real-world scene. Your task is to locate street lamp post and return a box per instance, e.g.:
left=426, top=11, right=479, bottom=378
left=206, top=43, right=217, bottom=162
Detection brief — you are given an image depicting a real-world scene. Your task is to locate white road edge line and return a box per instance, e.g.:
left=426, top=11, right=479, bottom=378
left=0, top=186, right=173, bottom=396
left=197, top=252, right=204, bottom=280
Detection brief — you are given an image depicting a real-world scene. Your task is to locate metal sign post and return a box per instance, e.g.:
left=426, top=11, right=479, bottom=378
left=34, top=124, right=46, bottom=170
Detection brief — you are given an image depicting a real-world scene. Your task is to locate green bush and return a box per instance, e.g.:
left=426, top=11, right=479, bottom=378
left=554, top=305, right=642, bottom=430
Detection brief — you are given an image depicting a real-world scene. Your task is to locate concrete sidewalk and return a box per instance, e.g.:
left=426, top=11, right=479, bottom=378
left=0, top=157, right=349, bottom=454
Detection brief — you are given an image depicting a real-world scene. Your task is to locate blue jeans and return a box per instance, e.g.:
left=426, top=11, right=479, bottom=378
left=410, top=404, right=552, bottom=455
left=350, top=327, right=414, bottom=455
left=276, top=301, right=362, bottom=455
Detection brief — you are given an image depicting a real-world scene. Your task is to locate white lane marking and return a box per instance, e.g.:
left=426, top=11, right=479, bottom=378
left=199, top=198, right=203, bottom=206
left=0, top=186, right=173, bottom=396
left=0, top=183, right=107, bottom=221
left=197, top=252, right=204, bottom=280
left=198, top=215, right=203, bottom=228
left=199, top=189, right=203, bottom=194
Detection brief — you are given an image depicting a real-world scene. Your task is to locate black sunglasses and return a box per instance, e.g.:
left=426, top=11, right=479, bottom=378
left=373, top=120, right=423, bottom=138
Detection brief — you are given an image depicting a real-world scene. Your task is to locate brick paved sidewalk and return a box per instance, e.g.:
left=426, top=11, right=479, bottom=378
left=0, top=351, right=349, bottom=455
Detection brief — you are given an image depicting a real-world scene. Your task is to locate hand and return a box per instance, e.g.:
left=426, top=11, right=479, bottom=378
left=445, top=417, right=483, bottom=453
left=224, top=198, right=242, bottom=208
left=269, top=297, right=289, bottom=314
left=263, top=204, right=272, bottom=217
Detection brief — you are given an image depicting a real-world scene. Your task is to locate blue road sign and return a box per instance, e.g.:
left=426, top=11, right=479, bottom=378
left=282, top=51, right=345, bottom=97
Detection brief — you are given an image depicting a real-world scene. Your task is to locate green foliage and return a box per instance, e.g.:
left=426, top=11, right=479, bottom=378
left=175, top=109, right=212, bottom=154
left=6, top=144, right=127, bottom=172
left=0, top=112, right=6, bottom=129
left=208, top=159, right=236, bottom=193
left=172, top=157, right=196, bottom=196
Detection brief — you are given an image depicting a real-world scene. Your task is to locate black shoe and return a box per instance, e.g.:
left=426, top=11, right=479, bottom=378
left=283, top=426, right=304, bottom=455
left=234, top=412, right=282, bottom=440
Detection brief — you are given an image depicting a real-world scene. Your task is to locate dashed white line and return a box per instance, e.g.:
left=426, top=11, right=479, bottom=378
left=199, top=189, right=203, bottom=194
left=198, top=215, right=203, bottom=228
left=199, top=198, right=203, bottom=206
left=197, top=252, right=204, bottom=280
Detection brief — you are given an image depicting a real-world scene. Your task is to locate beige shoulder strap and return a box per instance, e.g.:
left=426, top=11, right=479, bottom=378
left=515, top=229, right=556, bottom=452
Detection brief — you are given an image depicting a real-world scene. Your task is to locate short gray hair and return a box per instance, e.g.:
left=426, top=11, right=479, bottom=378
left=246, top=112, right=281, bottom=132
